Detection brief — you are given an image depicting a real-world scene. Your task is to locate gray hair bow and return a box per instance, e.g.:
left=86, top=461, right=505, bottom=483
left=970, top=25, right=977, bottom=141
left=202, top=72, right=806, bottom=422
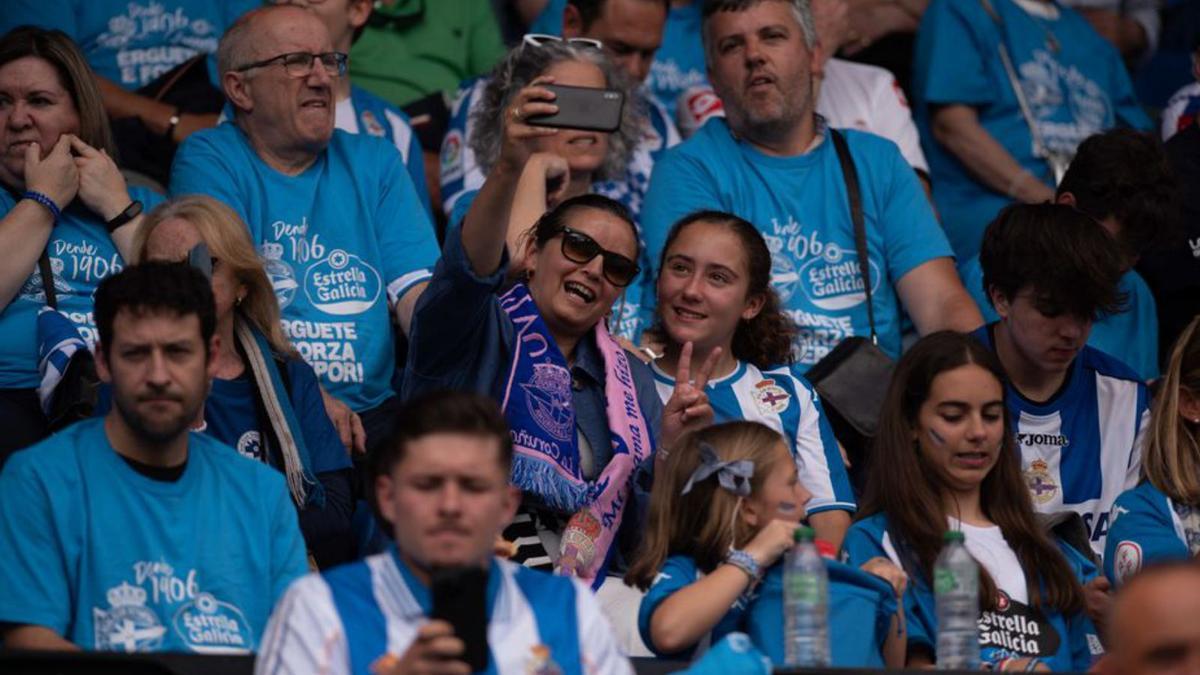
left=680, top=442, right=754, bottom=497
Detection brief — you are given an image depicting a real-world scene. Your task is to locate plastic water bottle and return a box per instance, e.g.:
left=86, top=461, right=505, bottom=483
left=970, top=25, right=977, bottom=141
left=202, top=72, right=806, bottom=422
left=783, top=526, right=830, bottom=666
left=935, top=530, right=981, bottom=670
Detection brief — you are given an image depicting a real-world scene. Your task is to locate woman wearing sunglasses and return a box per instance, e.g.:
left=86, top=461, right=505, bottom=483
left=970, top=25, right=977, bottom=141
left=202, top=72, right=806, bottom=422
left=646, top=211, right=857, bottom=550
left=403, top=71, right=714, bottom=643
left=445, top=36, right=655, bottom=341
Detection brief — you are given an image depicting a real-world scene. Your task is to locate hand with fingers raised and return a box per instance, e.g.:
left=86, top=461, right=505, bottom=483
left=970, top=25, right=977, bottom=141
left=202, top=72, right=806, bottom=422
left=660, top=341, right=721, bottom=454
left=498, top=76, right=561, bottom=174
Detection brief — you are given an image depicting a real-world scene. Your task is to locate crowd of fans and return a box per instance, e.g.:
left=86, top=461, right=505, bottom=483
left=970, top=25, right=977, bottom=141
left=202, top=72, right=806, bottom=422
left=0, top=0, right=1198, bottom=672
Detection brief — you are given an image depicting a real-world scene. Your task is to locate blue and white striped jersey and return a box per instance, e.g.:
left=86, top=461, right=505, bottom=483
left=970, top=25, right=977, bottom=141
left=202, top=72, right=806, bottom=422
left=974, top=326, right=1150, bottom=556
left=255, top=550, right=632, bottom=675
left=650, top=360, right=856, bottom=515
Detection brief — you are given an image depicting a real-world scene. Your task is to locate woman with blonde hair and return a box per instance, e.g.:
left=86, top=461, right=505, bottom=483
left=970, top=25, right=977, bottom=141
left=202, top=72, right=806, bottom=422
left=1106, top=315, right=1200, bottom=586
left=136, top=195, right=354, bottom=568
left=626, top=421, right=906, bottom=666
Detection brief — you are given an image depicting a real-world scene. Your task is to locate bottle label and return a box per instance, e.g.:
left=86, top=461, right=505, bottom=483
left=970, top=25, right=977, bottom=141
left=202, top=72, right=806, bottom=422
left=785, top=573, right=823, bottom=603
left=934, top=568, right=958, bottom=594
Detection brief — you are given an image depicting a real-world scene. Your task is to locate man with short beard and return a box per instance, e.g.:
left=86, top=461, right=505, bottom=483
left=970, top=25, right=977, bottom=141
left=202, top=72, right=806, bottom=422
left=0, top=262, right=308, bottom=653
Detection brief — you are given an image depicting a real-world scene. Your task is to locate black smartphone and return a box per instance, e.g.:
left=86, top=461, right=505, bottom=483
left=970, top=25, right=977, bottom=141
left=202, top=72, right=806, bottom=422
left=431, top=566, right=489, bottom=671
left=526, top=84, right=625, bottom=133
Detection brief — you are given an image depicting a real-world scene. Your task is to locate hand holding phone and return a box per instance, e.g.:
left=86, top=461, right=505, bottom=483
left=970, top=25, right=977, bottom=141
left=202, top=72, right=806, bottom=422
left=525, top=84, right=625, bottom=133
left=431, top=566, right=489, bottom=672
left=372, top=620, right=469, bottom=675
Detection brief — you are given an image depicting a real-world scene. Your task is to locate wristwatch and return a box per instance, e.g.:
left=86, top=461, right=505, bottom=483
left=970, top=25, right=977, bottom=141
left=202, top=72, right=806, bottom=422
left=105, top=200, right=144, bottom=233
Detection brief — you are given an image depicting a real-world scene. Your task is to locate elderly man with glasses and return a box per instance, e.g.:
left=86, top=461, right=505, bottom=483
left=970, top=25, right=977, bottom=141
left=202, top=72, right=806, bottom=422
left=170, top=4, right=440, bottom=458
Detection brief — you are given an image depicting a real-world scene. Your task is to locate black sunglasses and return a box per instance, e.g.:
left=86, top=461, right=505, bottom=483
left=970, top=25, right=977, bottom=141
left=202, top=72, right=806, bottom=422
left=558, top=227, right=639, bottom=287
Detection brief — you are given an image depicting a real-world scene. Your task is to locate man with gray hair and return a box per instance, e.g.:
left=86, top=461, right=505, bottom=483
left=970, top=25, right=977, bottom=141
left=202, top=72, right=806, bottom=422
left=170, top=5, right=440, bottom=451
left=642, top=0, right=981, bottom=375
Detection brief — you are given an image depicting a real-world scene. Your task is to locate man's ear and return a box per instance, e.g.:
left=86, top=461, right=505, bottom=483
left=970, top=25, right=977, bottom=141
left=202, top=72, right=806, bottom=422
left=502, top=484, right=522, bottom=524
left=206, top=334, right=221, bottom=379
left=561, top=4, right=584, bottom=38
left=988, top=285, right=1010, bottom=320
left=223, top=71, right=253, bottom=114
left=348, top=0, right=373, bottom=30
left=95, top=342, right=113, bottom=384
left=376, top=473, right=397, bottom=524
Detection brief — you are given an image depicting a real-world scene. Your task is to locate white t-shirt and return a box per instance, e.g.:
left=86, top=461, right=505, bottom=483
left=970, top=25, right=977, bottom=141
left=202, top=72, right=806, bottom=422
left=818, top=58, right=929, bottom=173
left=955, top=519, right=1029, bottom=604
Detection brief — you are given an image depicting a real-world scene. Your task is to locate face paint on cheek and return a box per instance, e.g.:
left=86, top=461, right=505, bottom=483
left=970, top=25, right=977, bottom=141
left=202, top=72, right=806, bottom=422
left=928, top=427, right=948, bottom=447
left=777, top=501, right=798, bottom=514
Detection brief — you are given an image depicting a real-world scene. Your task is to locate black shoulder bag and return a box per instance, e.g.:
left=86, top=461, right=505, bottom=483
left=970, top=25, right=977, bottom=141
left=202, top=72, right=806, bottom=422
left=37, top=252, right=101, bottom=430
left=803, top=130, right=896, bottom=493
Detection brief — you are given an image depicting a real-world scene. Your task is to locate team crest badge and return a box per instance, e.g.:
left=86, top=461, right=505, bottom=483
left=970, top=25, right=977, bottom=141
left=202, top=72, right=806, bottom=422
left=522, top=362, right=574, bottom=442
left=526, top=644, right=563, bottom=675
left=441, top=129, right=464, bottom=178
left=1113, top=541, right=1143, bottom=584
left=753, top=379, right=791, bottom=415
left=1023, top=459, right=1058, bottom=505
left=93, top=582, right=166, bottom=652
left=360, top=110, right=386, bottom=137
left=557, top=510, right=602, bottom=576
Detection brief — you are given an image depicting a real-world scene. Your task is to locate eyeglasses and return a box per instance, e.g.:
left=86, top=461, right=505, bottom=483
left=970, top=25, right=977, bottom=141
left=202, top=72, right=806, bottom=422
left=522, top=33, right=604, bottom=51
left=234, top=51, right=348, bottom=78
left=558, top=227, right=639, bottom=287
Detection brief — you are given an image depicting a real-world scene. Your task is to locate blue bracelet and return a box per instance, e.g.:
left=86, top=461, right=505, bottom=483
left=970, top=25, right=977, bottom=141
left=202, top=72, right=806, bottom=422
left=724, top=548, right=762, bottom=581
left=23, top=190, right=61, bottom=222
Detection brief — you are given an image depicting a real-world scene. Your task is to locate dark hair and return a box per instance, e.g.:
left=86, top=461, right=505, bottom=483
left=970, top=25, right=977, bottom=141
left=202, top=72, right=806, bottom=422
left=649, top=210, right=796, bottom=368
left=859, top=331, right=1085, bottom=614
left=1057, top=129, right=1180, bottom=260
left=980, top=203, right=1126, bottom=320
left=0, top=26, right=115, bottom=158
left=94, top=262, right=217, bottom=358
left=372, top=391, right=514, bottom=481
left=567, top=0, right=670, bottom=29
left=530, top=192, right=640, bottom=252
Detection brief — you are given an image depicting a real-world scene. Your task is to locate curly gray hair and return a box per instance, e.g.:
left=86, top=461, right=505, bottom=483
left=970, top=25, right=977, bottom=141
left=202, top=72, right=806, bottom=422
left=469, top=40, right=644, bottom=182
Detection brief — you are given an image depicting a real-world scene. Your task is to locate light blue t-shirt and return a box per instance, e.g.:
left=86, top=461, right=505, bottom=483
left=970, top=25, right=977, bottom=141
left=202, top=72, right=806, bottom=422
left=642, top=120, right=953, bottom=372
left=959, top=256, right=1159, bottom=381
left=0, top=417, right=308, bottom=652
left=913, top=0, right=1151, bottom=261
left=170, top=124, right=441, bottom=411
left=0, top=0, right=257, bottom=90
left=0, top=186, right=164, bottom=388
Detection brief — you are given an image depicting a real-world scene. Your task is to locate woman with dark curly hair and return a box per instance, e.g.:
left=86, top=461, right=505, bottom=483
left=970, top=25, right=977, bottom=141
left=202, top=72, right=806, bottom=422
left=647, top=210, right=856, bottom=549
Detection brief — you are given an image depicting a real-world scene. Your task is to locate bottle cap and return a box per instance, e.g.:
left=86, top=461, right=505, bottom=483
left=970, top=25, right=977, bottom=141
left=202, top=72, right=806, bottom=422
left=943, top=530, right=966, bottom=543
left=794, top=525, right=815, bottom=543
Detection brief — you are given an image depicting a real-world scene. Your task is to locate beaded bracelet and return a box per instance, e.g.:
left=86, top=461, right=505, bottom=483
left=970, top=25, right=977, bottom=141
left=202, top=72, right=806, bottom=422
left=724, top=548, right=762, bottom=582
left=23, top=190, right=61, bottom=222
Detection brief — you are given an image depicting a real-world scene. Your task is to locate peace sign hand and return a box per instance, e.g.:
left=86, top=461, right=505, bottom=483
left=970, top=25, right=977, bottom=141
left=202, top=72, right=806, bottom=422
left=660, top=341, right=720, bottom=454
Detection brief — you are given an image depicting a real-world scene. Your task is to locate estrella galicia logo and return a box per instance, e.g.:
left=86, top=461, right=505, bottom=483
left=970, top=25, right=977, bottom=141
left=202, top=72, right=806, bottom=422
left=171, top=592, right=253, bottom=654
left=303, top=249, right=382, bottom=315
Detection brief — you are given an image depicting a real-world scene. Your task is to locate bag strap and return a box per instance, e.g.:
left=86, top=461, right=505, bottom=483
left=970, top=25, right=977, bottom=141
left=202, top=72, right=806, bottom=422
left=38, top=250, right=57, bottom=309
left=977, top=0, right=1051, bottom=162
left=829, top=129, right=877, bottom=343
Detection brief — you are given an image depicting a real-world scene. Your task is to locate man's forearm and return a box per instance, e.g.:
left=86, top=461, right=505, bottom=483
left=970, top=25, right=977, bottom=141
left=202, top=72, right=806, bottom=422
left=4, top=625, right=78, bottom=651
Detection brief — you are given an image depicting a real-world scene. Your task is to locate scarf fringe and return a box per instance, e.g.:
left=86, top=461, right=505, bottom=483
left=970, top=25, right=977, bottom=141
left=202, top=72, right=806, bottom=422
left=511, top=454, right=589, bottom=513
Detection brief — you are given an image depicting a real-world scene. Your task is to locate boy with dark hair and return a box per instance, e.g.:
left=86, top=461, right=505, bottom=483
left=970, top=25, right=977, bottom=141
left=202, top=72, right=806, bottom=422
left=257, top=391, right=632, bottom=675
left=0, top=261, right=308, bottom=652
left=961, top=128, right=1180, bottom=380
left=973, top=203, right=1151, bottom=557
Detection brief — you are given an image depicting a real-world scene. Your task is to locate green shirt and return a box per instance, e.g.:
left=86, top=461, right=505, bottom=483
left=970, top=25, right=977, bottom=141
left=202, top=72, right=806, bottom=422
left=349, top=0, right=506, bottom=107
